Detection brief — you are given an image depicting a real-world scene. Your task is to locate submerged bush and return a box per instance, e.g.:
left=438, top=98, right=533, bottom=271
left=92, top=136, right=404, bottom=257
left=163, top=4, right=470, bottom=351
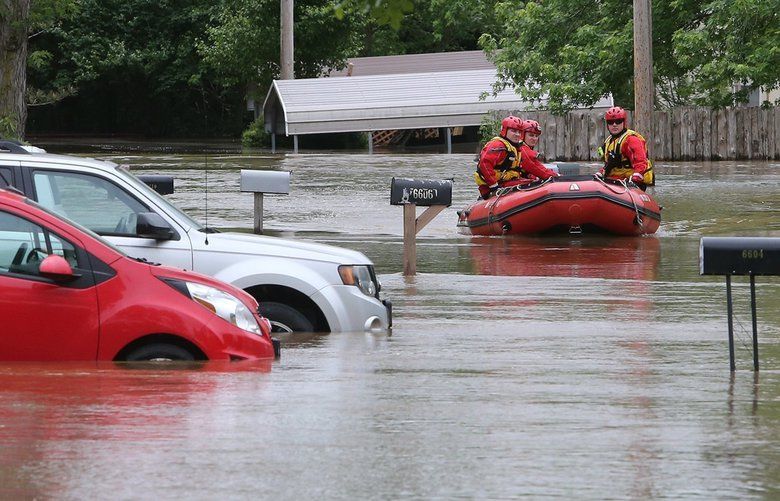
left=242, top=119, right=270, bottom=147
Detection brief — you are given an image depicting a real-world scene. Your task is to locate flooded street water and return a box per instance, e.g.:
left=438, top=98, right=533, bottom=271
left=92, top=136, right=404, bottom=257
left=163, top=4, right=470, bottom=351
left=2, top=150, right=779, bottom=499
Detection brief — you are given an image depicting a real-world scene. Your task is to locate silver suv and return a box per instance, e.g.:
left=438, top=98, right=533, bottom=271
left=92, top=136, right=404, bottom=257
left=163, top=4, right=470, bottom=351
left=0, top=141, right=391, bottom=333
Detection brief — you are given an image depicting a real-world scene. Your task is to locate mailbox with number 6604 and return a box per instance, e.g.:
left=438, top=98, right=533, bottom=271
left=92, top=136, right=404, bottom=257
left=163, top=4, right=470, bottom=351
left=699, top=236, right=780, bottom=372
left=700, top=237, right=780, bottom=276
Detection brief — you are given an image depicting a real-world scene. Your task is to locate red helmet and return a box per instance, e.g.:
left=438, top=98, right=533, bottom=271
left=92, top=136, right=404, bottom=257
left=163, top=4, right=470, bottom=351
left=521, top=119, right=542, bottom=136
left=605, top=106, right=627, bottom=122
left=500, top=115, right=523, bottom=137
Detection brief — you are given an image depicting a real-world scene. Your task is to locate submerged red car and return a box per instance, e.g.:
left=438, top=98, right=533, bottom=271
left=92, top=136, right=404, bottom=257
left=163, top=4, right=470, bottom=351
left=0, top=188, right=279, bottom=362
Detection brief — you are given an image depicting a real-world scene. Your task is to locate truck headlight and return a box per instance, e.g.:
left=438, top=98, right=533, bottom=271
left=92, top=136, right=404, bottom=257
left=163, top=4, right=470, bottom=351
left=162, top=278, right=262, bottom=335
left=338, top=265, right=378, bottom=297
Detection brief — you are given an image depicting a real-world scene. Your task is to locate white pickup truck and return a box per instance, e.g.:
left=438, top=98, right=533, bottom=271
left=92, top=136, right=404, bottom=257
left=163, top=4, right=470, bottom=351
left=0, top=142, right=391, bottom=333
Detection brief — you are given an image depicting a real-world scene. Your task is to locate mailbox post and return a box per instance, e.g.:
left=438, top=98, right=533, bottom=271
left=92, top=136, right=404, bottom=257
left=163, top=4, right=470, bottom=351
left=700, top=237, right=780, bottom=371
left=240, top=170, right=291, bottom=234
left=390, top=178, right=453, bottom=276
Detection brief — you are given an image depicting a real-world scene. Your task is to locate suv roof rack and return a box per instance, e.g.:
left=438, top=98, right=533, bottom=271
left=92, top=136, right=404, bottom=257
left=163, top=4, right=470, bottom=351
left=0, top=140, right=31, bottom=154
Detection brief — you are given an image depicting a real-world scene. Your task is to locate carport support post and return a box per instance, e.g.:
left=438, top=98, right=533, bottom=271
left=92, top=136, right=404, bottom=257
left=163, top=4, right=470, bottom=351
left=271, top=133, right=276, bottom=154
left=253, top=193, right=264, bottom=234
left=402, top=203, right=448, bottom=276
left=446, top=127, right=452, bottom=154
left=368, top=131, right=373, bottom=154
left=293, top=135, right=299, bottom=154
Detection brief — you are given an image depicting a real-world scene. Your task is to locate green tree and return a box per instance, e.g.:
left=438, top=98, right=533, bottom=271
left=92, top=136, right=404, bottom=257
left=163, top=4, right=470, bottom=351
left=26, top=0, right=244, bottom=136
left=1, top=0, right=77, bottom=139
left=201, top=0, right=365, bottom=90
left=333, top=0, right=415, bottom=29
left=671, top=0, right=780, bottom=107
left=354, top=0, right=499, bottom=56
left=480, top=0, right=780, bottom=112
left=1, top=0, right=31, bottom=139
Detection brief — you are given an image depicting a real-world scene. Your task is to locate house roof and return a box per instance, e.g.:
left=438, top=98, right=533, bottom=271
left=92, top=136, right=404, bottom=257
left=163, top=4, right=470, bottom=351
left=328, top=50, right=493, bottom=77
left=263, top=55, right=613, bottom=136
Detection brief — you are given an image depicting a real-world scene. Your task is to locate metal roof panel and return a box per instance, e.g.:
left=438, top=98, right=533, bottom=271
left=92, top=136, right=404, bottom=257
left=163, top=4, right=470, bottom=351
left=264, top=67, right=612, bottom=136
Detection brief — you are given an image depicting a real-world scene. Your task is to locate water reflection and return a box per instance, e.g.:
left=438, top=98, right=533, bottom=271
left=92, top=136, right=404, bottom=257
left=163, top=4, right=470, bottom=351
left=466, top=235, right=661, bottom=280
left=0, top=361, right=271, bottom=498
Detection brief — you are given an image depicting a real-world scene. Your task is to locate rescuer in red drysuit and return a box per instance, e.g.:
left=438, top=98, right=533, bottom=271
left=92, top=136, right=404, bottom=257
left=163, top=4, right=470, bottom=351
left=596, top=106, right=655, bottom=191
left=517, top=119, right=558, bottom=182
left=474, top=116, right=558, bottom=200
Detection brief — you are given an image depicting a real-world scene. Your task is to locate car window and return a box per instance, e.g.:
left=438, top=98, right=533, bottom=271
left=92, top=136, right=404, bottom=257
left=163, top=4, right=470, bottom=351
left=32, top=170, right=149, bottom=236
left=0, top=210, right=80, bottom=277
left=0, top=167, right=11, bottom=188
left=115, top=167, right=203, bottom=231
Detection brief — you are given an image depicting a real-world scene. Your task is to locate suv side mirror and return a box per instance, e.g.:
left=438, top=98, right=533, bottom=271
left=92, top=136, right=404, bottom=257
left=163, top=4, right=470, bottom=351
left=136, top=212, right=175, bottom=240
left=39, top=254, right=76, bottom=282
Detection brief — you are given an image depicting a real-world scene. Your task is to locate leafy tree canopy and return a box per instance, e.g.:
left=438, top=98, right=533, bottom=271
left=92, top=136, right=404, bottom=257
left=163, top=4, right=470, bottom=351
left=671, top=0, right=780, bottom=107
left=333, top=0, right=414, bottom=29
left=480, top=0, right=780, bottom=112
left=202, top=0, right=501, bottom=101
left=26, top=0, right=245, bottom=135
left=354, top=0, right=499, bottom=56
left=200, top=0, right=364, bottom=90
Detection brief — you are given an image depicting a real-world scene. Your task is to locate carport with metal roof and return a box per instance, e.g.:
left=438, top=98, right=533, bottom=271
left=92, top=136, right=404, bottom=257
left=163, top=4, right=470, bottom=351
left=263, top=68, right=613, bottom=153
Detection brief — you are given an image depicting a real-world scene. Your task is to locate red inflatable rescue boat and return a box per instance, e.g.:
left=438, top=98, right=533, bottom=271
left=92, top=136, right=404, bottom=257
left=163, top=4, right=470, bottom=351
left=457, top=175, right=661, bottom=236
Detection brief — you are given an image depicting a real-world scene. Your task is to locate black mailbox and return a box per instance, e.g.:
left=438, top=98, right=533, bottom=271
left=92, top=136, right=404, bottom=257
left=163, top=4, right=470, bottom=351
left=138, top=175, right=175, bottom=195
left=700, top=237, right=780, bottom=276
left=390, top=178, right=452, bottom=206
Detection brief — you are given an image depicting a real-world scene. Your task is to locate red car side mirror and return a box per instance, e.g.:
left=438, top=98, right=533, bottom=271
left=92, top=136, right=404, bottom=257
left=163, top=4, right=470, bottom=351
left=39, top=254, right=76, bottom=282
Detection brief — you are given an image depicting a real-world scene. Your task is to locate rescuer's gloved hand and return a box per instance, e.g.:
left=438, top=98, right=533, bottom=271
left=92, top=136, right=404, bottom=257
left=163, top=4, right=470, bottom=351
left=594, top=171, right=604, bottom=181
left=630, top=173, right=644, bottom=185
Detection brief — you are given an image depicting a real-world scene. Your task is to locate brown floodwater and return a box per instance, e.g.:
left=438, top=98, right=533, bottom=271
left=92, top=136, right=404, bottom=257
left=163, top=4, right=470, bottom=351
left=1, top=151, right=779, bottom=499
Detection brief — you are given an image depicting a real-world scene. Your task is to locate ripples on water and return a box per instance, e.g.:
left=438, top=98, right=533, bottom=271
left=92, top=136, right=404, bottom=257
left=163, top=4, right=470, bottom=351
left=1, top=152, right=779, bottom=498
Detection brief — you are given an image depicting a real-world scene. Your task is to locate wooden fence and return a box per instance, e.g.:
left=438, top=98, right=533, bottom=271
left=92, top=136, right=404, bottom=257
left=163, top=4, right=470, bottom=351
left=493, top=106, right=780, bottom=161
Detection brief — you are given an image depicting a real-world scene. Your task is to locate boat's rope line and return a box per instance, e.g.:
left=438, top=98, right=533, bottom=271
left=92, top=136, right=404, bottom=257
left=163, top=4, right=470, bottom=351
left=623, top=180, right=644, bottom=229
left=495, top=177, right=553, bottom=197
left=594, top=175, right=644, bottom=229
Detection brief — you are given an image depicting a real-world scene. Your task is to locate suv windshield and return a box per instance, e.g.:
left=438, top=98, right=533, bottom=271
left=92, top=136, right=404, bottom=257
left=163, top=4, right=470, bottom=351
left=114, top=167, right=205, bottom=231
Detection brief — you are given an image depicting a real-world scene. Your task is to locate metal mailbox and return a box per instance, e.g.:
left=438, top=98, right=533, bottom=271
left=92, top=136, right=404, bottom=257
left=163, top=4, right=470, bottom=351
left=390, top=178, right=452, bottom=207
left=240, top=169, right=290, bottom=194
left=700, top=237, right=780, bottom=276
left=138, top=175, right=174, bottom=195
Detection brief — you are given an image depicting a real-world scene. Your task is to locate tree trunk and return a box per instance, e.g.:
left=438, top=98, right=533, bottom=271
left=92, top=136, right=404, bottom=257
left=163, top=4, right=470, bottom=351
left=0, top=0, right=30, bottom=139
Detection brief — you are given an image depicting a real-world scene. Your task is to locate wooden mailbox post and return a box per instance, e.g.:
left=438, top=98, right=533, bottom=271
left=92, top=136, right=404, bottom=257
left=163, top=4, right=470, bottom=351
left=240, top=170, right=291, bottom=234
left=390, top=178, right=453, bottom=276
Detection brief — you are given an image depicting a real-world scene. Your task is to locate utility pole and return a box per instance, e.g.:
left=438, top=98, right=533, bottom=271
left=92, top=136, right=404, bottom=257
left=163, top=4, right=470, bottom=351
left=633, top=0, right=654, bottom=153
left=280, top=0, right=294, bottom=80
